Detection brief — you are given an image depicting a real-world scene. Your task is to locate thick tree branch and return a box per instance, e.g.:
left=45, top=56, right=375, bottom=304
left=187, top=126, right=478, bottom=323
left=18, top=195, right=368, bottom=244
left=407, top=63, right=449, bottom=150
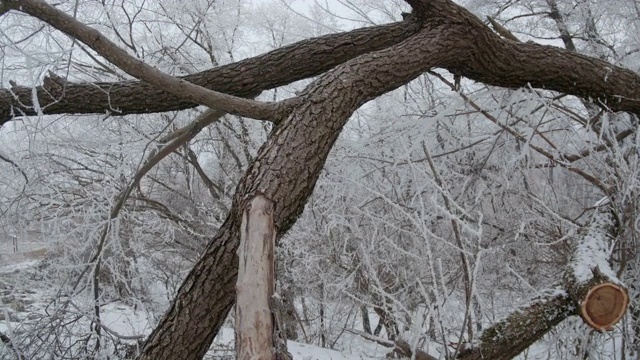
left=136, top=1, right=640, bottom=358
left=3, top=1, right=637, bottom=359
left=3, top=0, right=638, bottom=125
left=0, top=7, right=420, bottom=124
left=438, top=3, right=640, bottom=116
left=458, top=291, right=574, bottom=360
left=3, top=0, right=279, bottom=121
left=139, top=23, right=458, bottom=360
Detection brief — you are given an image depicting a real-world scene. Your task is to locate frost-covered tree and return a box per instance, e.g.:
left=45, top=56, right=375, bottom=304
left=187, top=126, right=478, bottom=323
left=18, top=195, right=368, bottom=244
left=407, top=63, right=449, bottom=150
left=0, top=0, right=639, bottom=359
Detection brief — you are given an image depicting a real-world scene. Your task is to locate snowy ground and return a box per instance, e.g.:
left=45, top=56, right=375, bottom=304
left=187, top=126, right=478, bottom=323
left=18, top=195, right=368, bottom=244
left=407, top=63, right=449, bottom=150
left=0, top=251, right=386, bottom=359
left=0, top=250, right=628, bottom=359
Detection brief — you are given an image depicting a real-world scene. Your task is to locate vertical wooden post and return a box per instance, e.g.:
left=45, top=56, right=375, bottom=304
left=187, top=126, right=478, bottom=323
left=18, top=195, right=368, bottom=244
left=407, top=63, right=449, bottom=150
left=236, top=195, right=276, bottom=360
left=11, top=233, right=18, bottom=253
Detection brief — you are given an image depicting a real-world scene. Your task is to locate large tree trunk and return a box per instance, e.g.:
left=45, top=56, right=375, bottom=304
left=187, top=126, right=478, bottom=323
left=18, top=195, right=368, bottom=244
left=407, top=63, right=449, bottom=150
left=369, top=204, right=629, bottom=360
left=139, top=18, right=458, bottom=360
left=3, top=0, right=640, bottom=359
left=457, top=204, right=628, bottom=360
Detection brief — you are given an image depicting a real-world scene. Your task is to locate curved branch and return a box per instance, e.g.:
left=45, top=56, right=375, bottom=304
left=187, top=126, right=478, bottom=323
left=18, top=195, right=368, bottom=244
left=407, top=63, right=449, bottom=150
left=139, top=22, right=459, bottom=360
left=0, top=152, right=28, bottom=185
left=0, top=7, right=420, bottom=124
left=4, top=0, right=278, bottom=120
left=439, top=3, right=640, bottom=116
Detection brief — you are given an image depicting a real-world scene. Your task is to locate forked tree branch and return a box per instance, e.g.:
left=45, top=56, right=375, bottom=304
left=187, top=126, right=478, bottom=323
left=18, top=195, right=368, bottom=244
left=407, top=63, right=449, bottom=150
left=2, top=0, right=282, bottom=121
left=0, top=9, right=420, bottom=124
left=2, top=0, right=639, bottom=123
left=138, top=20, right=458, bottom=360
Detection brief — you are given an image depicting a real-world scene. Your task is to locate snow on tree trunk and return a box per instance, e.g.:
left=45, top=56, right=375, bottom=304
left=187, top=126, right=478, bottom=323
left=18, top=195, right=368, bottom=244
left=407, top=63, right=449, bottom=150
left=456, top=201, right=629, bottom=360
left=565, top=202, right=629, bottom=331
left=236, top=195, right=277, bottom=360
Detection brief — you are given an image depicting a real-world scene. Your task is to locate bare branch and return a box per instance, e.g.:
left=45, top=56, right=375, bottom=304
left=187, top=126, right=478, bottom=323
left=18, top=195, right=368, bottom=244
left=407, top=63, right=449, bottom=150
left=0, top=13, right=419, bottom=124
left=346, top=328, right=438, bottom=360
left=139, top=22, right=457, bottom=360
left=69, top=108, right=225, bottom=302
left=486, top=16, right=520, bottom=42
left=0, top=152, right=28, bottom=185
left=4, top=0, right=281, bottom=120
left=0, top=330, right=20, bottom=358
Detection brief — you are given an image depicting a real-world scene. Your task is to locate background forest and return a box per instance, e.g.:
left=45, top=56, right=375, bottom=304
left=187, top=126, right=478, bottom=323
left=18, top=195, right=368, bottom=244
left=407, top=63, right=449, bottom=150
left=0, top=0, right=639, bottom=359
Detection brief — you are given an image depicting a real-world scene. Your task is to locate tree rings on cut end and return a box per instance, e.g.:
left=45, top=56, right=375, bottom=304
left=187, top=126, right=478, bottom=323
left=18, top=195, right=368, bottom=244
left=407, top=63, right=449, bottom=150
left=580, top=283, right=629, bottom=331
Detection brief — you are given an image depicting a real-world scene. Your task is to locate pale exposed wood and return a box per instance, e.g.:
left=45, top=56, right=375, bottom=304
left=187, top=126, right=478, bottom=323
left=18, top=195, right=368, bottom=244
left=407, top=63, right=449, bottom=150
left=236, top=195, right=276, bottom=360
left=458, top=205, right=629, bottom=360
left=565, top=206, right=630, bottom=332
left=580, top=283, right=629, bottom=331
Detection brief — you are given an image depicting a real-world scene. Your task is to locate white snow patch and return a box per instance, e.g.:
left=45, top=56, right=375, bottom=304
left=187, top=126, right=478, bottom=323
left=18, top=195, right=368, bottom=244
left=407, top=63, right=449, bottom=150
left=570, top=210, right=620, bottom=284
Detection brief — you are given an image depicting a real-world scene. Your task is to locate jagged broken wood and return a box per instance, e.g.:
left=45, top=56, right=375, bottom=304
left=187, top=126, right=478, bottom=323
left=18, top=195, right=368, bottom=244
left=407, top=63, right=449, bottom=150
left=236, top=195, right=291, bottom=360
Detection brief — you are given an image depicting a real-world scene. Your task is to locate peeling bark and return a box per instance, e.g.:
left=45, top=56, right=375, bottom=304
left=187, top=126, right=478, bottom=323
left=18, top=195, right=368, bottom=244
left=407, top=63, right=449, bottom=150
left=236, top=195, right=277, bottom=360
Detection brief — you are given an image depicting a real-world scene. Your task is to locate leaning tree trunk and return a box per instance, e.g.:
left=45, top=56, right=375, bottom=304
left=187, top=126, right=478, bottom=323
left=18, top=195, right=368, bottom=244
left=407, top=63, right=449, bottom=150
left=377, top=203, right=629, bottom=360
left=138, top=15, right=453, bottom=360
left=564, top=207, right=629, bottom=331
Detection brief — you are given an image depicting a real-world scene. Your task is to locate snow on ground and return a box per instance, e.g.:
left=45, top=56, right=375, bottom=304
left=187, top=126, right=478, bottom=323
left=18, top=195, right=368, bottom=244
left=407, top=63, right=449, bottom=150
left=1, top=255, right=383, bottom=359
left=289, top=341, right=365, bottom=360
left=208, top=328, right=386, bottom=360
left=0, top=255, right=630, bottom=359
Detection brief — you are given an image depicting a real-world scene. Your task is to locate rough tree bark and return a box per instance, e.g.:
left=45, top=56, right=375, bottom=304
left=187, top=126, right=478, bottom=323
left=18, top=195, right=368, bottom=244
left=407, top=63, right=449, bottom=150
left=380, top=204, right=628, bottom=360
left=456, top=203, right=628, bottom=360
left=1, top=0, right=639, bottom=359
left=139, top=19, right=458, bottom=359
left=0, top=4, right=420, bottom=125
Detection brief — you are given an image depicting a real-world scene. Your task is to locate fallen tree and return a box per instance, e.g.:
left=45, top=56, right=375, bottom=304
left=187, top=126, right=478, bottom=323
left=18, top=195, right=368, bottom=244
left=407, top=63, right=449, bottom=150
left=371, top=203, right=629, bottom=360
left=0, top=0, right=637, bottom=359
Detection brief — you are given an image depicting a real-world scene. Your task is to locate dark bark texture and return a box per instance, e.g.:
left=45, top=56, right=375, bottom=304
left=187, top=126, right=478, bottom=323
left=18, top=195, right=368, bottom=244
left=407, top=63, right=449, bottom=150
left=2, top=0, right=639, bottom=359
left=140, top=22, right=456, bottom=360
left=458, top=293, right=575, bottom=360
left=0, top=10, right=420, bottom=125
